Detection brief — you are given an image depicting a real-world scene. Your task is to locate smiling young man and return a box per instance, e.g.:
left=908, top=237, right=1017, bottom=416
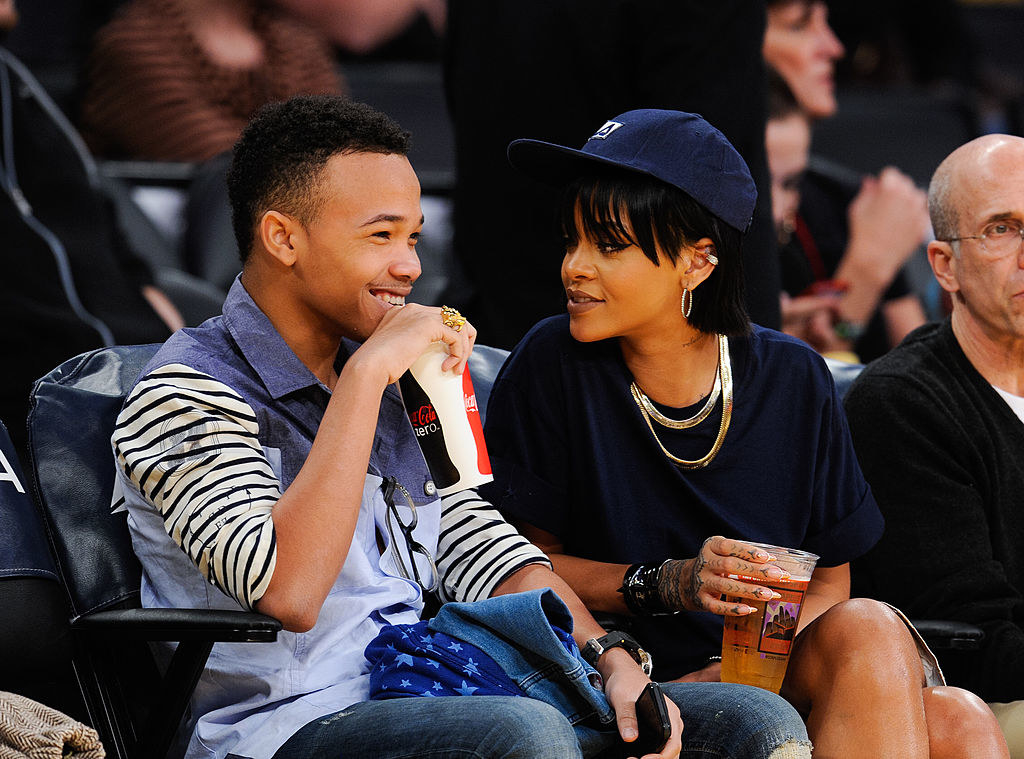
left=846, top=134, right=1024, bottom=756
left=106, top=95, right=825, bottom=759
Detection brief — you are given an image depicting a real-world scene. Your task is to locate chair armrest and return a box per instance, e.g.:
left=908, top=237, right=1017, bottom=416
left=911, top=619, right=984, bottom=651
left=72, top=608, right=279, bottom=758
left=73, top=607, right=281, bottom=643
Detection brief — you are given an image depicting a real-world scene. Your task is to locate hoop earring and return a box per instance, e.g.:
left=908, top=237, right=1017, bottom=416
left=681, top=288, right=693, bottom=319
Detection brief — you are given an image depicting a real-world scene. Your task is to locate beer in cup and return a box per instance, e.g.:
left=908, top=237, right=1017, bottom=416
left=399, top=342, right=492, bottom=496
left=720, top=541, right=819, bottom=693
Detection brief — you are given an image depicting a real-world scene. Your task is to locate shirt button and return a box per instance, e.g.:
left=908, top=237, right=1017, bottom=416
left=423, top=480, right=437, bottom=497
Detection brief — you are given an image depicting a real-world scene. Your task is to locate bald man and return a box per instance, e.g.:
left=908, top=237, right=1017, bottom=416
left=845, top=134, right=1024, bottom=755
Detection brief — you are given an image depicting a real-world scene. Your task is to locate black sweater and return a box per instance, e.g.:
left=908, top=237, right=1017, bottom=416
left=845, top=319, right=1024, bottom=702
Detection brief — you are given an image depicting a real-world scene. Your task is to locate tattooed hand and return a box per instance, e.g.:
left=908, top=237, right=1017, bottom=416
left=656, top=536, right=791, bottom=616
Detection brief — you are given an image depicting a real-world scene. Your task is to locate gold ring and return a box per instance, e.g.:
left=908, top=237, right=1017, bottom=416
left=441, top=305, right=466, bottom=332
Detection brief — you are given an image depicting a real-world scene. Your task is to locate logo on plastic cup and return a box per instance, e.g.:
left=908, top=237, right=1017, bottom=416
left=400, top=344, right=493, bottom=496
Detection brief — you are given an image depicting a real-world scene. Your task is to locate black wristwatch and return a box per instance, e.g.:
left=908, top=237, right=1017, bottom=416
left=581, top=631, right=653, bottom=676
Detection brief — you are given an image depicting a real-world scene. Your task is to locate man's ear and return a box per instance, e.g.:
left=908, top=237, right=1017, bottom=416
left=258, top=210, right=300, bottom=266
left=927, top=240, right=960, bottom=294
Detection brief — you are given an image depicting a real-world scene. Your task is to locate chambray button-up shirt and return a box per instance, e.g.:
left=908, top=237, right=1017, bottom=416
left=115, top=280, right=439, bottom=759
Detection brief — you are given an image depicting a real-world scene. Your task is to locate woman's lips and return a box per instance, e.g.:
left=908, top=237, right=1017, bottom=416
left=566, top=289, right=602, bottom=314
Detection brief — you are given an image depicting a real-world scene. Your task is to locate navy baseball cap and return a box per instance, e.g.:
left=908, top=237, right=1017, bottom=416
left=507, top=109, right=756, bottom=233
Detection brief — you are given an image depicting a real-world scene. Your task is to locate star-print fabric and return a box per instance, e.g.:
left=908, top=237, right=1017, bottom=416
left=366, top=620, right=528, bottom=699
left=366, top=588, right=614, bottom=726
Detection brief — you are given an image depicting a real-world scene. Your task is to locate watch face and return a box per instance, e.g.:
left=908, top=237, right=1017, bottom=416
left=637, top=647, right=654, bottom=676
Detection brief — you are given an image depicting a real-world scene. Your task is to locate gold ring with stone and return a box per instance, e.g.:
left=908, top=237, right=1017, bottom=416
left=441, top=305, right=466, bottom=332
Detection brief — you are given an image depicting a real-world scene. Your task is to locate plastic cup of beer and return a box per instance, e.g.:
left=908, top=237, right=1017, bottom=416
left=720, top=541, right=819, bottom=694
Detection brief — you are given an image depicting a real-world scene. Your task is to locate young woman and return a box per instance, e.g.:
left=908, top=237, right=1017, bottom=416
left=480, top=109, right=1008, bottom=758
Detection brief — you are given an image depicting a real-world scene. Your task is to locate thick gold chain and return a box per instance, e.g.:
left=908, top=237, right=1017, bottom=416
left=631, top=369, right=721, bottom=429
left=630, top=334, right=732, bottom=470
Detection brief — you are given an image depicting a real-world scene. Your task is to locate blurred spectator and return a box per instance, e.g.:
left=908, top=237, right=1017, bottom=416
left=274, top=0, right=445, bottom=59
left=765, top=72, right=838, bottom=355
left=765, top=0, right=929, bottom=362
left=0, top=0, right=122, bottom=116
left=764, top=0, right=844, bottom=120
left=444, top=0, right=780, bottom=350
left=0, top=0, right=15, bottom=31
left=766, top=71, right=811, bottom=252
left=0, top=1, right=189, bottom=464
left=79, top=0, right=343, bottom=161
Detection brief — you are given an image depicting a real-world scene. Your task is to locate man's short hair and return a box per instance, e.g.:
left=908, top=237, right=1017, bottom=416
left=228, top=95, right=411, bottom=263
left=928, top=161, right=960, bottom=244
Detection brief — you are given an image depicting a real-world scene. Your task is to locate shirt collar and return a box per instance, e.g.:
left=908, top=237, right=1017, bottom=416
left=221, top=277, right=402, bottom=405
left=222, top=277, right=331, bottom=399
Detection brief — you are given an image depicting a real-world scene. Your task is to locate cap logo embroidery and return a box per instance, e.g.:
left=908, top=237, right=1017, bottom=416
left=589, top=121, right=623, bottom=140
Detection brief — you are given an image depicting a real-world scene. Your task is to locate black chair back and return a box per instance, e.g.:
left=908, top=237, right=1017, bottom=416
left=27, top=344, right=160, bottom=620
left=467, top=343, right=508, bottom=422
left=0, top=418, right=73, bottom=702
left=27, top=343, right=280, bottom=759
left=1, top=418, right=57, bottom=582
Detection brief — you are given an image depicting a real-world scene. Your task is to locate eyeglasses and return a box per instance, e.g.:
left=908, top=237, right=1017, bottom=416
left=382, top=476, right=439, bottom=593
left=941, top=219, right=1024, bottom=257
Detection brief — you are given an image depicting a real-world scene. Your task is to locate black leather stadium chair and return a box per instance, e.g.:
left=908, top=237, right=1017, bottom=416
left=27, top=345, right=281, bottom=759
left=0, top=419, right=75, bottom=712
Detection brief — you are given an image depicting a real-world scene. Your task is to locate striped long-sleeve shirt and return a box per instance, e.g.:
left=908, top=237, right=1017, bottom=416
left=114, top=363, right=550, bottom=609
left=112, top=282, right=549, bottom=614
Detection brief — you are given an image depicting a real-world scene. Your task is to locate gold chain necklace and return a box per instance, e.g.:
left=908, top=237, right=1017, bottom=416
left=630, top=334, right=732, bottom=470
left=631, top=370, right=721, bottom=429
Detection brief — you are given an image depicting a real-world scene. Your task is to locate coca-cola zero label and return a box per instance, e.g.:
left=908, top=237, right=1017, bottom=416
left=399, top=372, right=460, bottom=489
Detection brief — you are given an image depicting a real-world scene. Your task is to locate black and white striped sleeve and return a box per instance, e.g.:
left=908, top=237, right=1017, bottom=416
left=112, top=363, right=279, bottom=609
left=435, top=488, right=551, bottom=603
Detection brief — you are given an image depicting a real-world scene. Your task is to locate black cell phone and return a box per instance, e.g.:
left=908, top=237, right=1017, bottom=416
left=634, top=681, right=672, bottom=755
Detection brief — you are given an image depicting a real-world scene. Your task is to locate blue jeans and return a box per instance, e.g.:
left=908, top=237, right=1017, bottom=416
left=271, top=683, right=808, bottom=759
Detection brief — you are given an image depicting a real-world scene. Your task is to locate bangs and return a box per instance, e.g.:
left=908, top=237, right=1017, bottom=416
left=559, top=174, right=678, bottom=266
left=561, top=180, right=636, bottom=248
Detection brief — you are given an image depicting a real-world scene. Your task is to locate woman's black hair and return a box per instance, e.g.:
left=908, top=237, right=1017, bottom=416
left=560, top=169, right=751, bottom=336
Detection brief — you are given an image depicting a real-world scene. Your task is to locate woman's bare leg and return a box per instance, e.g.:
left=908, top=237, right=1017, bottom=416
left=924, top=686, right=1009, bottom=759
left=782, top=598, right=931, bottom=758
left=780, top=599, right=1008, bottom=758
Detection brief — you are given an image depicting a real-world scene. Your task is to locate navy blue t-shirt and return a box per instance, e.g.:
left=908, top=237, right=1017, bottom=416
left=480, top=316, right=883, bottom=678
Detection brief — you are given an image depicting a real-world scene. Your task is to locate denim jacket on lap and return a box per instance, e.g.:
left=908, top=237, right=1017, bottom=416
left=366, top=588, right=614, bottom=727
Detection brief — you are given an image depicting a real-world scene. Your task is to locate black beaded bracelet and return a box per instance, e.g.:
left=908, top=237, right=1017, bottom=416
left=618, top=561, right=675, bottom=616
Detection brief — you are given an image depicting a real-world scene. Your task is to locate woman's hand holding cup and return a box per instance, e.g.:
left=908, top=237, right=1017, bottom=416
left=658, top=536, right=789, bottom=616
